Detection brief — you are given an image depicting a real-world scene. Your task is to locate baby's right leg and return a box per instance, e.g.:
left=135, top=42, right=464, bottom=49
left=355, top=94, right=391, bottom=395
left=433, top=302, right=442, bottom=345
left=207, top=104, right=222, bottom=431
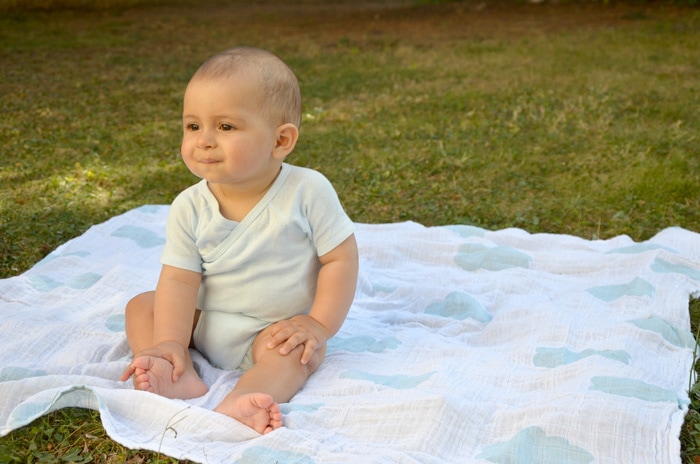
left=213, top=324, right=325, bottom=433
left=121, top=292, right=208, bottom=399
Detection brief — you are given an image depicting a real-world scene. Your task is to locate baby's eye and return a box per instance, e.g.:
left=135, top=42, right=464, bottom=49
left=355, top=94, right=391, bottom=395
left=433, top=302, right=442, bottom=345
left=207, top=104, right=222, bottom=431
left=219, top=123, right=235, bottom=131
left=185, top=123, right=200, bottom=131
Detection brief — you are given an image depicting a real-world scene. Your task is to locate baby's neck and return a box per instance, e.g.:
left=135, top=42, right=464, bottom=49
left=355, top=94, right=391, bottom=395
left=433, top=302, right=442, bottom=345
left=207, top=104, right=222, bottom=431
left=208, top=166, right=282, bottom=222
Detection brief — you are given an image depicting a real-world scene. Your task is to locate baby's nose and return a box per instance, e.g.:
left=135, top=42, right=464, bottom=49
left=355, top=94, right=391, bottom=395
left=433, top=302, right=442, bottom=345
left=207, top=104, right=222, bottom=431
left=196, top=129, right=216, bottom=149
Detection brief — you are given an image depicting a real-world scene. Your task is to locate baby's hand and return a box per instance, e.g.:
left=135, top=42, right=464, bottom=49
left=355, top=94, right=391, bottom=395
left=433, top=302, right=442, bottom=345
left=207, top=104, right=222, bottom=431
left=119, top=341, right=187, bottom=382
left=266, top=315, right=328, bottom=365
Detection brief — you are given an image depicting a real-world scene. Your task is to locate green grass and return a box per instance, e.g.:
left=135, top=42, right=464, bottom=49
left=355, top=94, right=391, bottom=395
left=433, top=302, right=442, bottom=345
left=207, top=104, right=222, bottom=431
left=1, top=1, right=699, bottom=461
left=0, top=408, right=182, bottom=463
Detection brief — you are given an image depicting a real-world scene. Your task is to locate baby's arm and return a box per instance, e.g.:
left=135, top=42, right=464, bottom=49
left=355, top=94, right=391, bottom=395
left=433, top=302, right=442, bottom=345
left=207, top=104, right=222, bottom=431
left=140, top=265, right=201, bottom=380
left=267, top=234, right=359, bottom=364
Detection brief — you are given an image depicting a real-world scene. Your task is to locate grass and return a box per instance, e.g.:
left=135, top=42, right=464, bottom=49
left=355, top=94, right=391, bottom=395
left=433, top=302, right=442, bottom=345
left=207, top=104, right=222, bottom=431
left=0, top=0, right=699, bottom=461
left=0, top=408, right=176, bottom=463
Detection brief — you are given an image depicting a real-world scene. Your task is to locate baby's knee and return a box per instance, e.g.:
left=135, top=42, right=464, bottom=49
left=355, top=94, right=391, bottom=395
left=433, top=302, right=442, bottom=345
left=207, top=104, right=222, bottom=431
left=256, top=342, right=325, bottom=377
left=278, top=344, right=325, bottom=379
left=125, top=291, right=155, bottom=320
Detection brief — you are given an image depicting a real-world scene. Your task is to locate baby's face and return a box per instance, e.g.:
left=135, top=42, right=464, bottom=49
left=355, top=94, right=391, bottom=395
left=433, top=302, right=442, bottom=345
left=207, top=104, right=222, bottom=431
left=180, top=75, right=281, bottom=188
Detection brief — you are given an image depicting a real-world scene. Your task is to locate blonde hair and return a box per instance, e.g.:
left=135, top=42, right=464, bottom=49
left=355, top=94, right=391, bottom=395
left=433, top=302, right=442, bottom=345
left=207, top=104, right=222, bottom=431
left=191, top=47, right=302, bottom=127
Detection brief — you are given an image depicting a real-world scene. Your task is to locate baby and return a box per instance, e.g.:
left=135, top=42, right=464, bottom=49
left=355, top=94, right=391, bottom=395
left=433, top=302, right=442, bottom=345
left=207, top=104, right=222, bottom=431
left=120, top=47, right=358, bottom=435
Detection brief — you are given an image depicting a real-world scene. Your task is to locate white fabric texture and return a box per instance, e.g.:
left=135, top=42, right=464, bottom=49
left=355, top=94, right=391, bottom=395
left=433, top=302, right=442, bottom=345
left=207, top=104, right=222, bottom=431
left=1, top=205, right=699, bottom=464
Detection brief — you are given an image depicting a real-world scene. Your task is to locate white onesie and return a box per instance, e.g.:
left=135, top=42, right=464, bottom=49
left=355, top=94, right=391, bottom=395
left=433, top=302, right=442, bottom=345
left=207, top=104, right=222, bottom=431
left=160, top=163, right=356, bottom=369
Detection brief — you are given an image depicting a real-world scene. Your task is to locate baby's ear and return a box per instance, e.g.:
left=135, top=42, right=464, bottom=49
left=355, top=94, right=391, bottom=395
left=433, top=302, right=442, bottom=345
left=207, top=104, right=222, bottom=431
left=273, top=123, right=299, bottom=159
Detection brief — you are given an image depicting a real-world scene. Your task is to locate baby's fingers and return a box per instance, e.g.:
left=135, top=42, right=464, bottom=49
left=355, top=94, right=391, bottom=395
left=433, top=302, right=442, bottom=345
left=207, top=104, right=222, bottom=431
left=170, top=360, right=186, bottom=382
left=278, top=331, right=308, bottom=356
left=119, top=364, right=137, bottom=382
left=266, top=321, right=297, bottom=349
left=300, top=339, right=319, bottom=365
left=158, top=353, right=186, bottom=382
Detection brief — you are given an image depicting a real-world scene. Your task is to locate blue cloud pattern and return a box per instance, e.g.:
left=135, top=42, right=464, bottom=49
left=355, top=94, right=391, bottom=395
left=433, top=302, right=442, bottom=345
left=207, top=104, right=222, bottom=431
left=627, top=316, right=695, bottom=349
left=236, top=446, right=314, bottom=464
left=652, top=258, right=700, bottom=281
left=589, top=376, right=681, bottom=404
left=29, top=272, right=102, bottom=292
left=110, top=225, right=165, bottom=248
left=477, top=426, right=594, bottom=464
left=135, top=205, right=162, bottom=214
left=606, top=243, right=677, bottom=254
left=533, top=347, right=630, bottom=368
left=446, top=225, right=487, bottom=238
left=105, top=314, right=126, bottom=332
left=425, top=291, right=492, bottom=322
left=0, top=367, right=48, bottom=382
left=371, top=282, right=398, bottom=294
left=454, top=244, right=531, bottom=271
left=339, top=369, right=435, bottom=389
left=328, top=335, right=401, bottom=353
left=586, top=278, right=654, bottom=302
left=280, top=403, right=324, bottom=415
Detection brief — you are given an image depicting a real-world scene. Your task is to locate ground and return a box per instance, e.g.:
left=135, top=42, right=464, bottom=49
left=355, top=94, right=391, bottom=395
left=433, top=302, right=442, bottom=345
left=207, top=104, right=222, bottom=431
left=226, top=0, right=688, bottom=42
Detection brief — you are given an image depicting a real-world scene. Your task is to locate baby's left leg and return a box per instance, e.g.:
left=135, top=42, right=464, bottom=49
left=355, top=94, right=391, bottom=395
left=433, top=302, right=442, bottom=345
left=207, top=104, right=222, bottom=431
left=214, top=325, right=326, bottom=434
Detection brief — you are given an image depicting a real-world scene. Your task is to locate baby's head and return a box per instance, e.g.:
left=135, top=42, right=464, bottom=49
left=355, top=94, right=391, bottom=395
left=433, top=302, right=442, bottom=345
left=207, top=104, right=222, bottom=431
left=189, top=47, right=302, bottom=128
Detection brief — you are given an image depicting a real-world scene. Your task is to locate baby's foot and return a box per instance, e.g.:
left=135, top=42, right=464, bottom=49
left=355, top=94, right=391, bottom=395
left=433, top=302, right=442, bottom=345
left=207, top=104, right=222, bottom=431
left=214, top=392, right=282, bottom=434
left=131, top=355, right=208, bottom=400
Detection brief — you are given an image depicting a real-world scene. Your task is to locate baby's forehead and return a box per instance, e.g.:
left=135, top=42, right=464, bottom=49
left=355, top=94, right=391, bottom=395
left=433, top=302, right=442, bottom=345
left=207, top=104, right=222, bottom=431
left=185, top=73, right=264, bottom=102
left=189, top=69, right=260, bottom=90
left=182, top=75, right=272, bottom=122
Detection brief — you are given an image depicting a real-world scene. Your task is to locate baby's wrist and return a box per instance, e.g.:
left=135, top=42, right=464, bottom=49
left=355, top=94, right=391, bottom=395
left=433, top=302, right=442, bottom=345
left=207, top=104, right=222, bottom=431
left=154, top=340, right=187, bottom=353
left=155, top=339, right=187, bottom=349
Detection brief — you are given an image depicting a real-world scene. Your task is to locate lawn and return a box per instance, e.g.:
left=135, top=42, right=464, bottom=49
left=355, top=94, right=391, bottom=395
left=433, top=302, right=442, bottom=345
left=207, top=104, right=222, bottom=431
left=1, top=0, right=699, bottom=462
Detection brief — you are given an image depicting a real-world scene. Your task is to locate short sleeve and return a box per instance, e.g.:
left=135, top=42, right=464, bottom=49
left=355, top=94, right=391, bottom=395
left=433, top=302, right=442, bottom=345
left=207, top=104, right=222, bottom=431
left=302, top=170, right=356, bottom=257
left=160, top=188, right=204, bottom=273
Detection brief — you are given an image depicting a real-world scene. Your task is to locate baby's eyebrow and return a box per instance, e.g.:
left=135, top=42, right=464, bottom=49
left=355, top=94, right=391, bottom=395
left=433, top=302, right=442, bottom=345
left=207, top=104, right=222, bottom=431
left=212, top=114, right=244, bottom=121
left=182, top=114, right=244, bottom=122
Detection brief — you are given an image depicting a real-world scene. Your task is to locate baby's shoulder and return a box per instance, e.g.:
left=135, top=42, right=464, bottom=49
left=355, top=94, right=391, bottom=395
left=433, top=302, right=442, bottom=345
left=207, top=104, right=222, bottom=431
left=171, top=180, right=213, bottom=207
left=285, top=164, right=335, bottom=192
left=168, top=180, right=217, bottom=224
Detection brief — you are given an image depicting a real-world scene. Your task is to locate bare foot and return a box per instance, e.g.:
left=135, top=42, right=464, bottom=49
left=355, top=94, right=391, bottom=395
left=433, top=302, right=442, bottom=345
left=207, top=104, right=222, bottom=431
left=130, top=355, right=208, bottom=400
left=214, top=392, right=283, bottom=434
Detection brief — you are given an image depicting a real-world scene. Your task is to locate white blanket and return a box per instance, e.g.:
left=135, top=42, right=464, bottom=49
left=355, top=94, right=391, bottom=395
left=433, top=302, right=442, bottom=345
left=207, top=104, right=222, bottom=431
left=2, top=205, right=700, bottom=463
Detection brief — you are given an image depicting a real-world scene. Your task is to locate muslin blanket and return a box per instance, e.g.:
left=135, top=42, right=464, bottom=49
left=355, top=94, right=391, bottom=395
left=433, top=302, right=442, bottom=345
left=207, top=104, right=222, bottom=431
left=2, top=205, right=700, bottom=463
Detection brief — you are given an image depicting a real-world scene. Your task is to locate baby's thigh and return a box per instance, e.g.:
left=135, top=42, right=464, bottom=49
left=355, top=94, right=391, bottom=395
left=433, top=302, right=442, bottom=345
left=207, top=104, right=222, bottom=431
left=249, top=324, right=277, bottom=363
